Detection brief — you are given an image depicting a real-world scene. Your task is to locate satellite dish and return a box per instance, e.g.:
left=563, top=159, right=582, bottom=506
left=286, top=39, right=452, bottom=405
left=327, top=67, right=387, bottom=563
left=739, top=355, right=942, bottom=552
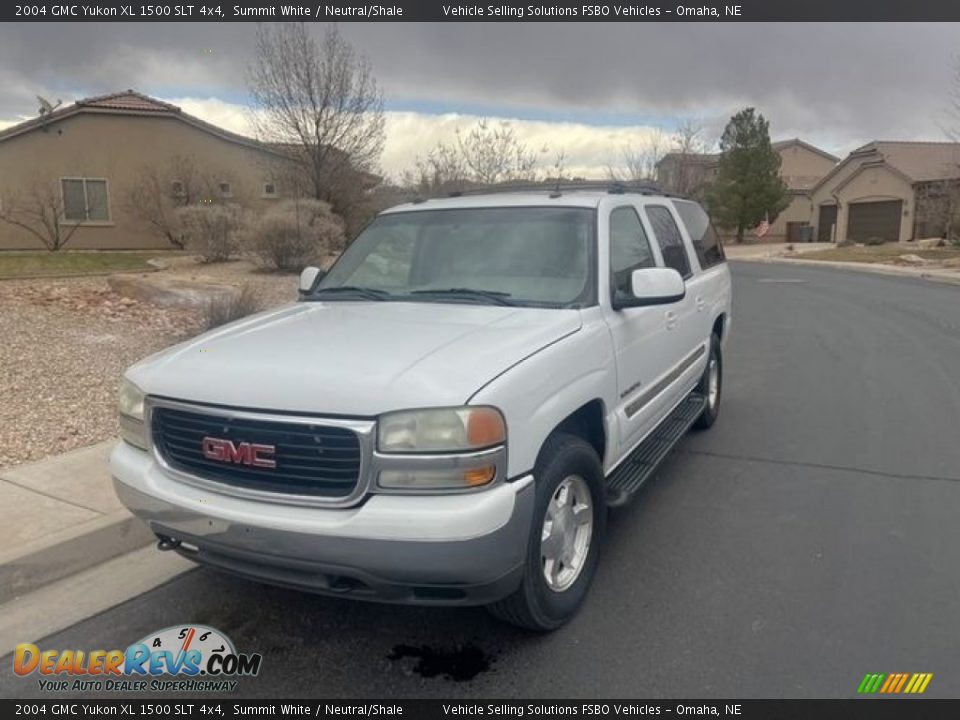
left=37, top=95, right=62, bottom=116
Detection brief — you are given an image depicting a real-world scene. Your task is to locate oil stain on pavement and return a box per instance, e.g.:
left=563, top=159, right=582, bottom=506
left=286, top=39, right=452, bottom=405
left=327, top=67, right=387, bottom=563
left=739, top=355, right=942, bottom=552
left=387, top=643, right=495, bottom=682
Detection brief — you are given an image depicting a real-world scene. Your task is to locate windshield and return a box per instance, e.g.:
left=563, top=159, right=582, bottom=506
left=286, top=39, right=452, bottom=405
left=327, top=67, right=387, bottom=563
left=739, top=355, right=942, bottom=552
left=313, top=206, right=596, bottom=308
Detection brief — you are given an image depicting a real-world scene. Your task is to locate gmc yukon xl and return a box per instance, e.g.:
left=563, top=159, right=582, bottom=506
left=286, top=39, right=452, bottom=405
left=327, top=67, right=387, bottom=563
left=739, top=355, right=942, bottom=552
left=112, top=188, right=732, bottom=630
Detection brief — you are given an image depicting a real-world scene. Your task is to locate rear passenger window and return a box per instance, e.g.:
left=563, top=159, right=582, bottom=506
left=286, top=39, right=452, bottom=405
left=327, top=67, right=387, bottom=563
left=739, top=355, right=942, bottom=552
left=609, top=206, right=656, bottom=301
left=645, top=205, right=692, bottom=278
left=673, top=200, right=726, bottom=269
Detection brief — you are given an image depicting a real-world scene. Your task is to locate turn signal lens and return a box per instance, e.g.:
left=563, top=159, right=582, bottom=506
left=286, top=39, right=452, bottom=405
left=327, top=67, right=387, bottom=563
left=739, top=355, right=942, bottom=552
left=462, top=465, right=496, bottom=487
left=467, top=409, right=507, bottom=448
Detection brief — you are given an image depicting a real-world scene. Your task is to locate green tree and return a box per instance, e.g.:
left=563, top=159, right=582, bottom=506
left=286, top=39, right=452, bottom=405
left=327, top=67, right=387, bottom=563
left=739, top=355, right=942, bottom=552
left=706, top=108, right=790, bottom=243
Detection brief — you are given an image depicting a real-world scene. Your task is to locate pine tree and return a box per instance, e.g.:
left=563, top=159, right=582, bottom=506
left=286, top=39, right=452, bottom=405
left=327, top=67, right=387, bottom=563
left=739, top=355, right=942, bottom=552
left=706, top=108, right=790, bottom=243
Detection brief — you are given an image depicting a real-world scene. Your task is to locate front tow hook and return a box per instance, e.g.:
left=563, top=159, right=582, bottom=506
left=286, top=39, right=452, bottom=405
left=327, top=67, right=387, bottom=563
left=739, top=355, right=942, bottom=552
left=156, top=535, right=182, bottom=552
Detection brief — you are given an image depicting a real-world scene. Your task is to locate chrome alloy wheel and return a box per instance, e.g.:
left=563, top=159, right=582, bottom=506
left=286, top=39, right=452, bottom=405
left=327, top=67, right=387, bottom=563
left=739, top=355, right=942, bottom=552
left=540, top=474, right=594, bottom=592
left=707, top=355, right=720, bottom=410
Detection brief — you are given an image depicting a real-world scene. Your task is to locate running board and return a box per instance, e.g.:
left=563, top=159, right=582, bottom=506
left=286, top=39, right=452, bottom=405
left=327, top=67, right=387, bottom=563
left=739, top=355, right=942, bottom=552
left=605, top=392, right=706, bottom=508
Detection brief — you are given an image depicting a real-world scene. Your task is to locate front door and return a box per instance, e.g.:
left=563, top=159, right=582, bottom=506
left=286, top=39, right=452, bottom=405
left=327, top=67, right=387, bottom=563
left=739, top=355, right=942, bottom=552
left=818, top=205, right=838, bottom=243
left=602, top=205, right=679, bottom=453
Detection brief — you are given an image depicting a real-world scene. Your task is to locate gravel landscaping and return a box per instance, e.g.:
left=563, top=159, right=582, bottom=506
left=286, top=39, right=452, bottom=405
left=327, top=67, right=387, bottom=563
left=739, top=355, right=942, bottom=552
left=0, top=259, right=299, bottom=469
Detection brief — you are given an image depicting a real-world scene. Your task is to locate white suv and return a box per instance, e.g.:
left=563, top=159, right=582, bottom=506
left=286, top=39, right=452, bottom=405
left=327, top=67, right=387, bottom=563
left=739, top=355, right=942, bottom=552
left=112, top=187, right=732, bottom=631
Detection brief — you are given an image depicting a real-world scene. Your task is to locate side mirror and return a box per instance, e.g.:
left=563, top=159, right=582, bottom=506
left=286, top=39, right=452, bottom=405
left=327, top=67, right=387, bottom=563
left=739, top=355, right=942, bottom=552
left=614, top=268, right=686, bottom=309
left=298, top=266, right=324, bottom=296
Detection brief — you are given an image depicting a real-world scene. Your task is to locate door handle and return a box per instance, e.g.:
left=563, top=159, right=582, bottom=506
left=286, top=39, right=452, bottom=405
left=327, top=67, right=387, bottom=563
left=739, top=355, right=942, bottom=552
left=695, top=296, right=707, bottom=312
left=664, top=310, right=678, bottom=330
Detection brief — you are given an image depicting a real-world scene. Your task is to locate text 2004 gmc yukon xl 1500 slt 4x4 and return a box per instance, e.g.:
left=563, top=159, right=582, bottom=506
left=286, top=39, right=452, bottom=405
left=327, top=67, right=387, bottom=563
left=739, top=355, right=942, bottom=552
left=112, top=188, right=732, bottom=631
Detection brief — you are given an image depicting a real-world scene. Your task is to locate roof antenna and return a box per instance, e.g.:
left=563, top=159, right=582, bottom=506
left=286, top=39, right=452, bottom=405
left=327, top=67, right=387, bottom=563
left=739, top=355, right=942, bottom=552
left=37, top=95, right=62, bottom=116
left=37, top=95, right=62, bottom=131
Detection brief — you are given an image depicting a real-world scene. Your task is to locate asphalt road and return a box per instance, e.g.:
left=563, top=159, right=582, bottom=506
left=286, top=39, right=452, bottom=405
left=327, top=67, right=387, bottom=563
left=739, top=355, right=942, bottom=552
left=4, top=261, right=960, bottom=699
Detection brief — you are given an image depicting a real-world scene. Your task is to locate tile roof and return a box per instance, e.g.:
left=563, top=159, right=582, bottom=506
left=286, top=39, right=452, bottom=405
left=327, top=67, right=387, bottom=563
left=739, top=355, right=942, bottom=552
left=0, top=89, right=285, bottom=159
left=860, top=141, right=960, bottom=183
left=76, top=90, right=181, bottom=114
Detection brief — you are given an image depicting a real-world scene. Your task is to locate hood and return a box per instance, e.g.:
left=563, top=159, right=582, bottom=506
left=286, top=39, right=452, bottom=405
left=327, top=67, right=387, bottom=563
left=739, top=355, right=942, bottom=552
left=128, top=301, right=582, bottom=416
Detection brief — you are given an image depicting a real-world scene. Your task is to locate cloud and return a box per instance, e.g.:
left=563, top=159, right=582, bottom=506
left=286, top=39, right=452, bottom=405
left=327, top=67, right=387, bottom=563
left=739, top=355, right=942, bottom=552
left=169, top=97, right=665, bottom=179
left=1, top=22, right=957, bottom=164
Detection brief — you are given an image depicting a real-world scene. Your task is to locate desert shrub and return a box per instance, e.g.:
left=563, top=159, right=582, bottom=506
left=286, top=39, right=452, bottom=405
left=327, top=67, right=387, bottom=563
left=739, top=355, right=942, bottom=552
left=176, top=204, right=246, bottom=262
left=202, top=283, right=265, bottom=330
left=863, top=235, right=886, bottom=246
left=246, top=199, right=345, bottom=271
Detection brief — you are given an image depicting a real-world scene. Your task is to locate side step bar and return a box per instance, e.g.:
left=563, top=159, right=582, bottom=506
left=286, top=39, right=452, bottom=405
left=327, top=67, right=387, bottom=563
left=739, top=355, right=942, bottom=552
left=605, top=392, right=706, bottom=508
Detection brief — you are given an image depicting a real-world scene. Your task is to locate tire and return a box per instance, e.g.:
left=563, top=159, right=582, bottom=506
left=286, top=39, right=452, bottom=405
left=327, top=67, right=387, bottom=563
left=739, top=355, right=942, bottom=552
left=693, top=332, right=722, bottom=430
left=487, top=433, right=606, bottom=632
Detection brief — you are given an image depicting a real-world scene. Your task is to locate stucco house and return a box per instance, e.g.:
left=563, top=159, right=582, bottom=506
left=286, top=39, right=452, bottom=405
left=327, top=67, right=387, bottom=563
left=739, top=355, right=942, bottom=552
left=0, top=90, right=295, bottom=250
left=808, top=141, right=960, bottom=244
left=656, top=139, right=839, bottom=243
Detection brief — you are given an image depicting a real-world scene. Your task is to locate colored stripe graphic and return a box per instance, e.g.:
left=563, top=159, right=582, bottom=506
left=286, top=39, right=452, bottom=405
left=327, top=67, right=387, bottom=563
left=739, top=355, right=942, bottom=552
left=857, top=673, right=932, bottom=694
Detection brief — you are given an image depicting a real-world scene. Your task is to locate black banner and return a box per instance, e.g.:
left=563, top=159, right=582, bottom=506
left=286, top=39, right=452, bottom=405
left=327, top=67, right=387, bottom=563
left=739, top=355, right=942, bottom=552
left=3, top=700, right=960, bottom=719
left=6, top=0, right=960, bottom=22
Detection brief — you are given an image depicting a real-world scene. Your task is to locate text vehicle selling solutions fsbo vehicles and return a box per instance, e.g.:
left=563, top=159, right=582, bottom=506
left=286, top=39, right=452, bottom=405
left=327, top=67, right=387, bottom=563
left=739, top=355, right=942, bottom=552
left=112, top=187, right=732, bottom=630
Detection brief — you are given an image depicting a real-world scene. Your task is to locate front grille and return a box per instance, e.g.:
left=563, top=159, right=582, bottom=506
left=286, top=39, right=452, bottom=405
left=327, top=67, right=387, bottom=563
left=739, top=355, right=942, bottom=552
left=151, top=406, right=362, bottom=498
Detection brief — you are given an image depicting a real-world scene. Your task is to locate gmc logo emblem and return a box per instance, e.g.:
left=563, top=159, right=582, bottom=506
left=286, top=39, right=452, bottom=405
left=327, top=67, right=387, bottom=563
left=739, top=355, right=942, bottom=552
left=202, top=436, right=276, bottom=469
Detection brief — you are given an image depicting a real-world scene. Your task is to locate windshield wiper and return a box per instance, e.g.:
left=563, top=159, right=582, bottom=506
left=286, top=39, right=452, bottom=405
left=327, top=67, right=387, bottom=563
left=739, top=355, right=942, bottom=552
left=410, top=288, right=517, bottom=306
left=306, top=286, right=392, bottom=302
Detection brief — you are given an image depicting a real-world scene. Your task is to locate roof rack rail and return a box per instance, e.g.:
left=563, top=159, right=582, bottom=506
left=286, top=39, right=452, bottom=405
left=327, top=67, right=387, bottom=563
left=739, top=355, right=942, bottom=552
left=446, top=180, right=676, bottom=198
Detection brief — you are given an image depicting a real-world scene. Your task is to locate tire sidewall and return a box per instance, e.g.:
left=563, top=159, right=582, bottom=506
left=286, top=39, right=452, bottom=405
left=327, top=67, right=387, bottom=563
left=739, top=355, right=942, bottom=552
left=521, top=436, right=606, bottom=629
left=697, top=333, right=723, bottom=427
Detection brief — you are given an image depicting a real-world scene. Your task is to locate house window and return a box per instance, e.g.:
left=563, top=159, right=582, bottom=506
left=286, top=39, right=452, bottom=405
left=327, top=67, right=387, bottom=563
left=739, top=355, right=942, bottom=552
left=61, top=178, right=110, bottom=222
left=218, top=182, right=233, bottom=198
left=262, top=182, right=278, bottom=198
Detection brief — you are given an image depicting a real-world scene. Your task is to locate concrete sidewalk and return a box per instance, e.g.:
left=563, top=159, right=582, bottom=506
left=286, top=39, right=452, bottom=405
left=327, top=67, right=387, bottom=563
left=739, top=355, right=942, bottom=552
left=734, top=254, right=960, bottom=286
left=0, top=441, right=154, bottom=603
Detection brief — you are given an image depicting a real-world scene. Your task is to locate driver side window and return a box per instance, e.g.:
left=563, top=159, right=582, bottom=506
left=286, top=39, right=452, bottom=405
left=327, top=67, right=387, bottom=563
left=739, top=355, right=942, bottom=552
left=609, top=206, right=656, bottom=302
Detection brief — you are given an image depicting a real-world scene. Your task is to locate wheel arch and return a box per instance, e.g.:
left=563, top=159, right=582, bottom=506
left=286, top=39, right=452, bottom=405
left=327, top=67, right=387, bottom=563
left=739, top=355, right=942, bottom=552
left=545, top=399, right=607, bottom=467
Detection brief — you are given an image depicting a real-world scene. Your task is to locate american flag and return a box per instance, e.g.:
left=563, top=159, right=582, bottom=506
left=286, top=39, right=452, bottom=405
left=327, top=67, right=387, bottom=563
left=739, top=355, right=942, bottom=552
left=755, top=213, right=770, bottom=239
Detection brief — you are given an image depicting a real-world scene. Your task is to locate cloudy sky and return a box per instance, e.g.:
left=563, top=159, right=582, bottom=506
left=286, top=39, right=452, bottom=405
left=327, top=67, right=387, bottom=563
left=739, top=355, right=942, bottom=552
left=0, top=23, right=957, bottom=179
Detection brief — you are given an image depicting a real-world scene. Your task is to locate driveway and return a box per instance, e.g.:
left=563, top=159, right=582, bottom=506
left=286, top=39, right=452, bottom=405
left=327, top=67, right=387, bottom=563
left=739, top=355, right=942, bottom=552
left=3, top=261, right=959, bottom=698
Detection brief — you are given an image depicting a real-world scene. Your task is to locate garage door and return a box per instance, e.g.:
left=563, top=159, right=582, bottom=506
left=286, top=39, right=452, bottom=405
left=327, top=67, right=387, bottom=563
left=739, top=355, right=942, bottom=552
left=847, top=200, right=902, bottom=243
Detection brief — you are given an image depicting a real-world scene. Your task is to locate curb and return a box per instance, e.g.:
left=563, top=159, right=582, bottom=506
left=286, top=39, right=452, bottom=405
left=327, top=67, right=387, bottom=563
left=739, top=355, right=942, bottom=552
left=0, top=509, right=154, bottom=605
left=733, top=256, right=960, bottom=287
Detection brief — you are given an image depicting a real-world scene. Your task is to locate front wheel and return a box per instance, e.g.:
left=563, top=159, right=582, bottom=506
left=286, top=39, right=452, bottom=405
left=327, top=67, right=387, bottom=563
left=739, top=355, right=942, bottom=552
left=487, top=433, right=606, bottom=632
left=693, top=332, right=723, bottom=430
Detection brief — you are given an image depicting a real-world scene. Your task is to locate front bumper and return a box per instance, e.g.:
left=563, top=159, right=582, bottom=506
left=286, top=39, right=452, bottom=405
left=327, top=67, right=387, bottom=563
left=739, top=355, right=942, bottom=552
left=111, top=442, right=535, bottom=605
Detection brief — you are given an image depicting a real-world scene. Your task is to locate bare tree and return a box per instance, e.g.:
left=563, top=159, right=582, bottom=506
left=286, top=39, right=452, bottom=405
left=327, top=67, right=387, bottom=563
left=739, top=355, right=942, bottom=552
left=414, top=142, right=469, bottom=194
left=411, top=118, right=546, bottom=195
left=248, top=23, right=385, bottom=205
left=0, top=179, right=103, bottom=251
left=914, top=179, right=960, bottom=243
left=126, top=156, right=249, bottom=249
left=608, top=129, right=667, bottom=183
left=456, top=119, right=544, bottom=185
left=663, top=119, right=712, bottom=196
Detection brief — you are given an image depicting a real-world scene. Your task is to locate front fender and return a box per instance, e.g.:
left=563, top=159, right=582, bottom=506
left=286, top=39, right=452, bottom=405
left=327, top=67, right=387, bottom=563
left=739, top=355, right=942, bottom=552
left=468, top=311, right=617, bottom=479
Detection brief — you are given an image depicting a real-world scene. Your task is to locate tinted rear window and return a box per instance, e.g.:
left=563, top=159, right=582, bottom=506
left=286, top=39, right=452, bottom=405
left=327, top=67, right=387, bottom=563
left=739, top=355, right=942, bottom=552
left=673, top=200, right=726, bottom=270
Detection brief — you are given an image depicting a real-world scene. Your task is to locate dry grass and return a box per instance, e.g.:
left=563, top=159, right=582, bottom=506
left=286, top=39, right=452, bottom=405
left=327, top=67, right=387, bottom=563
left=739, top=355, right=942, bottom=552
left=202, top=282, right=266, bottom=330
left=801, top=244, right=960, bottom=265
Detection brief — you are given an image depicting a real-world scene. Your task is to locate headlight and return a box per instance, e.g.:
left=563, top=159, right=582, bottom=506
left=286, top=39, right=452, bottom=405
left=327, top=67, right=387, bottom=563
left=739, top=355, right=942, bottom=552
left=378, top=407, right=506, bottom=453
left=118, top=379, right=147, bottom=450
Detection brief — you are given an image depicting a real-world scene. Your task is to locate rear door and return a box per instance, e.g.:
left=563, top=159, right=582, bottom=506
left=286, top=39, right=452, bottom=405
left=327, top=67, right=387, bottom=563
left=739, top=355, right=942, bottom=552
left=672, top=199, right=728, bottom=349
